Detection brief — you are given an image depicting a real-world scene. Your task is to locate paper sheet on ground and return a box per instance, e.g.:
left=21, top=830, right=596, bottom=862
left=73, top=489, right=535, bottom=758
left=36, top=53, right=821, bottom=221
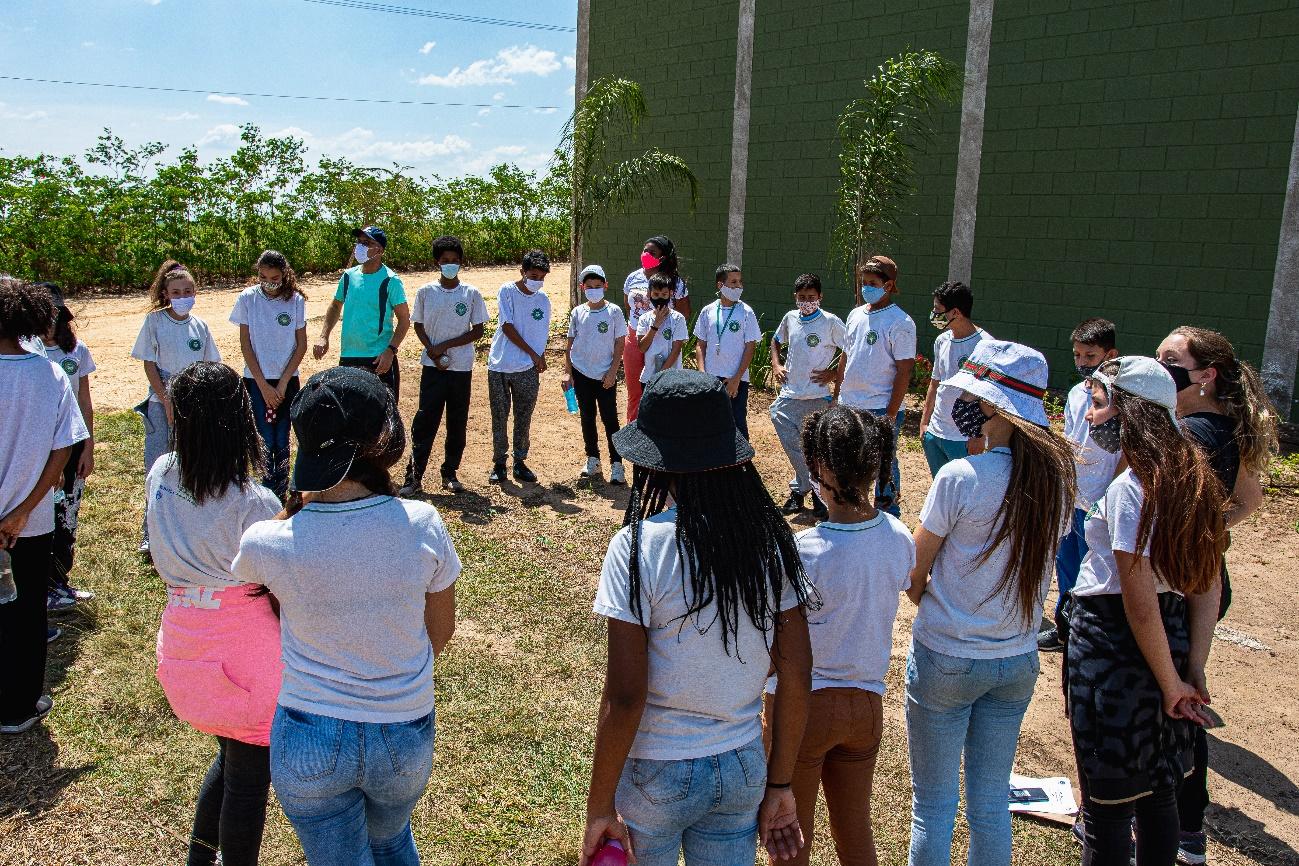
left=1009, top=773, right=1077, bottom=816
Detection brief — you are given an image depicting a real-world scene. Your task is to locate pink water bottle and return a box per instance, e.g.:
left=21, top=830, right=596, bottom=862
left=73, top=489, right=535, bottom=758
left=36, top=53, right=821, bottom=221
left=590, top=839, right=627, bottom=866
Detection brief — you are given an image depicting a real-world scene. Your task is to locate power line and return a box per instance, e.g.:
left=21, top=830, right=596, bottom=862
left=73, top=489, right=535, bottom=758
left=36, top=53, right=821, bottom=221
left=299, top=0, right=575, bottom=32
left=0, top=75, right=565, bottom=111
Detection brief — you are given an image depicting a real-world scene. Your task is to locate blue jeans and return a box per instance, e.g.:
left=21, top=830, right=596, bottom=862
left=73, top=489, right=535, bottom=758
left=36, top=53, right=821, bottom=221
left=717, top=377, right=751, bottom=440
left=616, top=736, right=767, bottom=866
left=905, top=641, right=1038, bottom=866
left=1054, top=508, right=1087, bottom=618
left=921, top=431, right=968, bottom=478
left=270, top=706, right=435, bottom=866
left=867, top=408, right=904, bottom=517
left=138, top=397, right=173, bottom=545
left=245, top=377, right=299, bottom=499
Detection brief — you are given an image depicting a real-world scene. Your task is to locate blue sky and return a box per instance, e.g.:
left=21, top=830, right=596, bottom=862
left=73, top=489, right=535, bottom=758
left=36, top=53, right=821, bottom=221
left=0, top=0, right=577, bottom=177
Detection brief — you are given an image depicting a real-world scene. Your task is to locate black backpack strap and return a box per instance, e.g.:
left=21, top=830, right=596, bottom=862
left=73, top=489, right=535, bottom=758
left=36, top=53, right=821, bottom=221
left=378, top=277, right=391, bottom=335
left=341, top=271, right=350, bottom=302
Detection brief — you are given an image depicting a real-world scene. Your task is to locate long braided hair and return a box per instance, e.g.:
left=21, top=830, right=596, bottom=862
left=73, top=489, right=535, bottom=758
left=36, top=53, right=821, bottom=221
left=169, top=361, right=263, bottom=504
left=801, top=404, right=893, bottom=509
left=622, top=461, right=816, bottom=656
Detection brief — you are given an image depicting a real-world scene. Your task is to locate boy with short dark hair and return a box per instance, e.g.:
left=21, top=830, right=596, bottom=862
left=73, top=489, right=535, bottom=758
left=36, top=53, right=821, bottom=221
left=400, top=235, right=488, bottom=496
left=563, top=264, right=627, bottom=485
left=769, top=273, right=846, bottom=521
left=1039, top=317, right=1121, bottom=652
left=693, top=263, right=762, bottom=439
left=918, top=281, right=992, bottom=477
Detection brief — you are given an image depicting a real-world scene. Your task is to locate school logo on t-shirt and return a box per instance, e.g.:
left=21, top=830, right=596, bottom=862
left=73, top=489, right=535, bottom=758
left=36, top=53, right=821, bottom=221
left=957, top=354, right=971, bottom=370
left=531, top=308, right=544, bottom=321
left=662, top=328, right=674, bottom=341
left=60, top=358, right=79, bottom=376
left=866, top=330, right=878, bottom=346
left=1085, top=501, right=1101, bottom=521
left=597, top=321, right=609, bottom=334
left=728, top=320, right=741, bottom=332
left=806, top=334, right=821, bottom=348
left=188, top=338, right=202, bottom=351
left=455, top=302, right=467, bottom=316
left=277, top=313, right=292, bottom=326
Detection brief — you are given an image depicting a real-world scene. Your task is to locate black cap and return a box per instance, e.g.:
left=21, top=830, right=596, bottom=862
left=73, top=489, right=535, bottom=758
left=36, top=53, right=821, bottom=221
left=34, top=281, right=68, bottom=312
left=352, top=225, right=388, bottom=249
left=612, top=369, right=754, bottom=473
left=290, top=366, right=397, bottom=493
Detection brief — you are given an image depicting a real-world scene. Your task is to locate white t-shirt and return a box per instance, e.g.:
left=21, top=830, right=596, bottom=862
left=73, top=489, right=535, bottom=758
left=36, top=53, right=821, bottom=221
left=693, top=300, right=762, bottom=382
left=228, top=287, right=307, bottom=380
left=927, top=328, right=991, bottom=441
left=232, top=496, right=461, bottom=724
left=839, top=303, right=917, bottom=411
left=131, top=310, right=221, bottom=400
left=145, top=453, right=281, bottom=589
left=567, top=302, right=627, bottom=380
left=623, top=268, right=688, bottom=330
left=412, top=281, right=489, bottom=371
left=1066, top=380, right=1122, bottom=509
left=794, top=515, right=914, bottom=694
left=487, top=282, right=552, bottom=373
left=1072, top=469, right=1174, bottom=597
left=914, top=449, right=1050, bottom=658
left=0, top=354, right=89, bottom=537
left=635, top=309, right=688, bottom=383
left=43, top=341, right=96, bottom=403
left=594, top=508, right=798, bottom=760
left=774, top=310, right=847, bottom=400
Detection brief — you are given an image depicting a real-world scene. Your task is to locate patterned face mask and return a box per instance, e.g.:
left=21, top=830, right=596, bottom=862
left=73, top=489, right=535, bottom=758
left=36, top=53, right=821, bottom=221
left=1090, top=416, right=1122, bottom=453
left=1076, top=363, right=1099, bottom=378
left=797, top=299, right=821, bottom=316
left=950, top=397, right=988, bottom=439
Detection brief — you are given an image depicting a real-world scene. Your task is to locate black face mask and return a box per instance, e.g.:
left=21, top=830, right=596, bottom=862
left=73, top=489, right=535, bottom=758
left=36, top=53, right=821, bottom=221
left=1159, top=361, right=1194, bottom=393
left=1090, top=417, right=1122, bottom=453
left=951, top=398, right=988, bottom=439
left=1076, top=363, right=1099, bottom=378
left=650, top=295, right=671, bottom=309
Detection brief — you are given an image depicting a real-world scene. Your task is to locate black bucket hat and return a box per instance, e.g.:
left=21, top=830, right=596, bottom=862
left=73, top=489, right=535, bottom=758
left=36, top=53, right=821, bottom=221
left=612, top=369, right=754, bottom=473
left=290, top=366, right=397, bottom=493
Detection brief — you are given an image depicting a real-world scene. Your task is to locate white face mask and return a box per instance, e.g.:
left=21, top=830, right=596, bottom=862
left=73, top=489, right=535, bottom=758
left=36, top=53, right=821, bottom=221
left=584, top=287, right=606, bottom=304
left=170, top=296, right=196, bottom=315
left=353, top=243, right=370, bottom=264
left=720, top=285, right=744, bottom=303
left=524, top=277, right=545, bottom=292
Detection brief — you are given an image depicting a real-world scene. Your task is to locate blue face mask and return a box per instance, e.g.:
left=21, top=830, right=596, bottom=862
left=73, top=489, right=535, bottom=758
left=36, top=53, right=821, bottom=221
left=861, top=284, right=886, bottom=305
left=440, top=263, right=460, bottom=280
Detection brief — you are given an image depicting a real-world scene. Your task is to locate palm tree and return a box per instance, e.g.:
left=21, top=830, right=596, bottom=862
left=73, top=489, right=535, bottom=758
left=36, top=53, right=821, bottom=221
left=833, top=49, right=960, bottom=296
left=554, top=76, right=700, bottom=307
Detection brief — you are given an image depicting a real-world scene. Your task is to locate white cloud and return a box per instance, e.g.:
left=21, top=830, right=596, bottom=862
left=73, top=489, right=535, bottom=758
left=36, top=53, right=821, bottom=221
left=492, top=92, right=505, bottom=101
left=419, top=41, right=436, bottom=54
left=477, top=107, right=491, bottom=116
left=207, top=94, right=249, bottom=106
left=418, top=44, right=562, bottom=87
left=563, top=55, right=576, bottom=69
left=268, top=126, right=473, bottom=163
left=197, top=123, right=241, bottom=145
left=454, top=143, right=534, bottom=175
left=81, top=41, right=95, bottom=48
left=146, top=0, right=162, bottom=5
left=0, top=102, right=50, bottom=121
left=163, top=111, right=200, bottom=121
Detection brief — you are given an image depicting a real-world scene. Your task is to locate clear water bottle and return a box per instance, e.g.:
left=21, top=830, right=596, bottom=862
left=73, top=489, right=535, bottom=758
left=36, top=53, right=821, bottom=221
left=0, top=549, right=17, bottom=605
left=564, top=385, right=579, bottom=414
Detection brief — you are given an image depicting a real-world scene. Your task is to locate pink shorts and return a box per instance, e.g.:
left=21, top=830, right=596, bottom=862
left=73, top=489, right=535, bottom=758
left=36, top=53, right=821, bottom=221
left=156, top=583, right=283, bottom=746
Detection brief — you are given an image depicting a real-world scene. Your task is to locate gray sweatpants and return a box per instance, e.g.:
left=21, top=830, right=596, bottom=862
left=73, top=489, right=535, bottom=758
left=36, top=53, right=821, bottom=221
left=769, top=395, right=830, bottom=495
left=139, top=398, right=172, bottom=544
left=488, top=369, right=540, bottom=464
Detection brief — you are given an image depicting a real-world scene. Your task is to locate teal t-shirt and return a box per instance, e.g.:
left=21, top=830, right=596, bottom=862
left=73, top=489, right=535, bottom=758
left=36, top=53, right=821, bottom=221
left=335, top=265, right=407, bottom=359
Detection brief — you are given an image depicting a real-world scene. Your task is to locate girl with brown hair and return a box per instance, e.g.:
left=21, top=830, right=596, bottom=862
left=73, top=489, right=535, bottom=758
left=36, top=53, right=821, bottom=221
left=1068, top=356, right=1227, bottom=866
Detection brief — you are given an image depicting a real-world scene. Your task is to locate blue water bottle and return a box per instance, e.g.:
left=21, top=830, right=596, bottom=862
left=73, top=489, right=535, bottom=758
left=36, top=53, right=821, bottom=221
left=564, top=385, right=579, bottom=414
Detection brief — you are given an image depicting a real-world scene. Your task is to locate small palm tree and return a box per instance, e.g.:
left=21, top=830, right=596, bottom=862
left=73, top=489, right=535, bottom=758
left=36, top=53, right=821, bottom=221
left=555, top=77, right=699, bottom=307
left=833, top=49, right=960, bottom=292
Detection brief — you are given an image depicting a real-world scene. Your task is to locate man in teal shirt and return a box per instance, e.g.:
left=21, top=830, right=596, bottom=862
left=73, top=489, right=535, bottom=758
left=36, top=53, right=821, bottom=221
left=313, top=225, right=411, bottom=397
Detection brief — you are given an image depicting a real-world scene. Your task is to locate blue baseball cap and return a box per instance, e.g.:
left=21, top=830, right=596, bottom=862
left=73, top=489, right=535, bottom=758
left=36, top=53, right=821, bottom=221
left=353, top=226, right=388, bottom=249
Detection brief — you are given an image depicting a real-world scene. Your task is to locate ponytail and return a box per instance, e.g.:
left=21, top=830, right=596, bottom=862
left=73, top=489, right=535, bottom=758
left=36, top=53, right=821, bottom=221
left=148, top=259, right=193, bottom=310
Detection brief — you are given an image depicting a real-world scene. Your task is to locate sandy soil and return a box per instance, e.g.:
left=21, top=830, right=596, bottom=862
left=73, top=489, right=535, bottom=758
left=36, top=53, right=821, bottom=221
left=66, top=265, right=1299, bottom=866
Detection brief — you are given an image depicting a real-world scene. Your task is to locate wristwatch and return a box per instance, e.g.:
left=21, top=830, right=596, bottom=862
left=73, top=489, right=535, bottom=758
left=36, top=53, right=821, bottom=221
left=387, top=344, right=400, bottom=354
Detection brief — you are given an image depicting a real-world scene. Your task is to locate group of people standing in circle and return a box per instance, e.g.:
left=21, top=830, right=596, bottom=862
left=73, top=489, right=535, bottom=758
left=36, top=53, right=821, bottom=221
left=0, top=224, right=1281, bottom=866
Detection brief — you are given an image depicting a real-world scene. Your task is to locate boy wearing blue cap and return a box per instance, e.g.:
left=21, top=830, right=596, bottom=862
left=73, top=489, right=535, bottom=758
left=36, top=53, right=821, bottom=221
left=313, top=226, right=411, bottom=397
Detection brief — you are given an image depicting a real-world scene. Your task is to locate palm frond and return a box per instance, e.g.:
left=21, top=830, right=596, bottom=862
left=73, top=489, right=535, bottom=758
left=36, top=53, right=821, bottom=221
left=553, top=77, right=649, bottom=192
left=577, top=149, right=700, bottom=233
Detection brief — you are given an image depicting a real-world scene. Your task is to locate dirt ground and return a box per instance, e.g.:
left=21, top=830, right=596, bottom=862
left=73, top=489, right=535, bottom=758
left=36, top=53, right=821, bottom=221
left=68, top=265, right=1299, bottom=866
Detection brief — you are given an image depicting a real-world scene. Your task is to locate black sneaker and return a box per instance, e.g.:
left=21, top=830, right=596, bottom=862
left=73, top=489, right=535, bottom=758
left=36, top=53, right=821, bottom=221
left=488, top=464, right=507, bottom=484
left=46, top=627, right=62, bottom=644
left=810, top=493, right=830, bottom=522
left=513, top=461, right=538, bottom=484
left=441, top=471, right=464, bottom=494
left=1037, top=627, right=1065, bottom=653
left=780, top=492, right=806, bottom=515
left=1177, top=831, right=1207, bottom=865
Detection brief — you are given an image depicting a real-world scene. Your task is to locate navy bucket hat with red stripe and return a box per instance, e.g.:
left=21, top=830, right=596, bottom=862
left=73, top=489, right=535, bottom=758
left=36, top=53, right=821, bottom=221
left=941, top=339, right=1051, bottom=427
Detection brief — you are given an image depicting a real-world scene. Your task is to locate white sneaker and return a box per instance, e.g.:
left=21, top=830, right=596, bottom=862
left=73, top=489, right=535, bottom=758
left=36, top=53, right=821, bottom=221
left=609, top=462, right=626, bottom=485
left=1, top=695, right=52, bottom=734
left=582, top=457, right=600, bottom=478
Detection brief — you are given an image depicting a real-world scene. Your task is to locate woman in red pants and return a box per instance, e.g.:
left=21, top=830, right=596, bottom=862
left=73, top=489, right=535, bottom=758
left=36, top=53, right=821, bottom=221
left=621, top=235, right=690, bottom=420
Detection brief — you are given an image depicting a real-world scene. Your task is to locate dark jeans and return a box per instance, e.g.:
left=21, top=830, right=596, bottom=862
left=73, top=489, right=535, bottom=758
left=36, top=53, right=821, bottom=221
left=409, top=367, right=472, bottom=478
left=1178, top=565, right=1230, bottom=834
left=573, top=370, right=621, bottom=461
left=716, top=378, right=751, bottom=440
left=188, top=736, right=272, bottom=866
left=51, top=439, right=85, bottom=589
left=1080, top=785, right=1179, bottom=866
left=244, top=377, right=299, bottom=499
left=340, top=355, right=400, bottom=400
left=0, top=533, right=53, bottom=723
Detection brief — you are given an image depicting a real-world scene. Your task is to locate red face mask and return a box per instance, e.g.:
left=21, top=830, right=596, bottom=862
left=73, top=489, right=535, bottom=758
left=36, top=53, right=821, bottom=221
left=641, top=252, right=662, bottom=271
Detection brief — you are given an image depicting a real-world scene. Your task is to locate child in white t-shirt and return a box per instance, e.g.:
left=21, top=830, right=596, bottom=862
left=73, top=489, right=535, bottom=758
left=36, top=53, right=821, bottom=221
left=919, top=280, right=991, bottom=477
left=131, top=259, right=221, bottom=553
left=563, top=265, right=627, bottom=484
left=635, top=273, right=687, bottom=384
left=693, top=264, right=762, bottom=440
left=230, top=250, right=308, bottom=499
left=401, top=236, right=489, bottom=496
left=765, top=404, right=913, bottom=866
left=768, top=273, right=846, bottom=522
left=37, top=283, right=97, bottom=611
